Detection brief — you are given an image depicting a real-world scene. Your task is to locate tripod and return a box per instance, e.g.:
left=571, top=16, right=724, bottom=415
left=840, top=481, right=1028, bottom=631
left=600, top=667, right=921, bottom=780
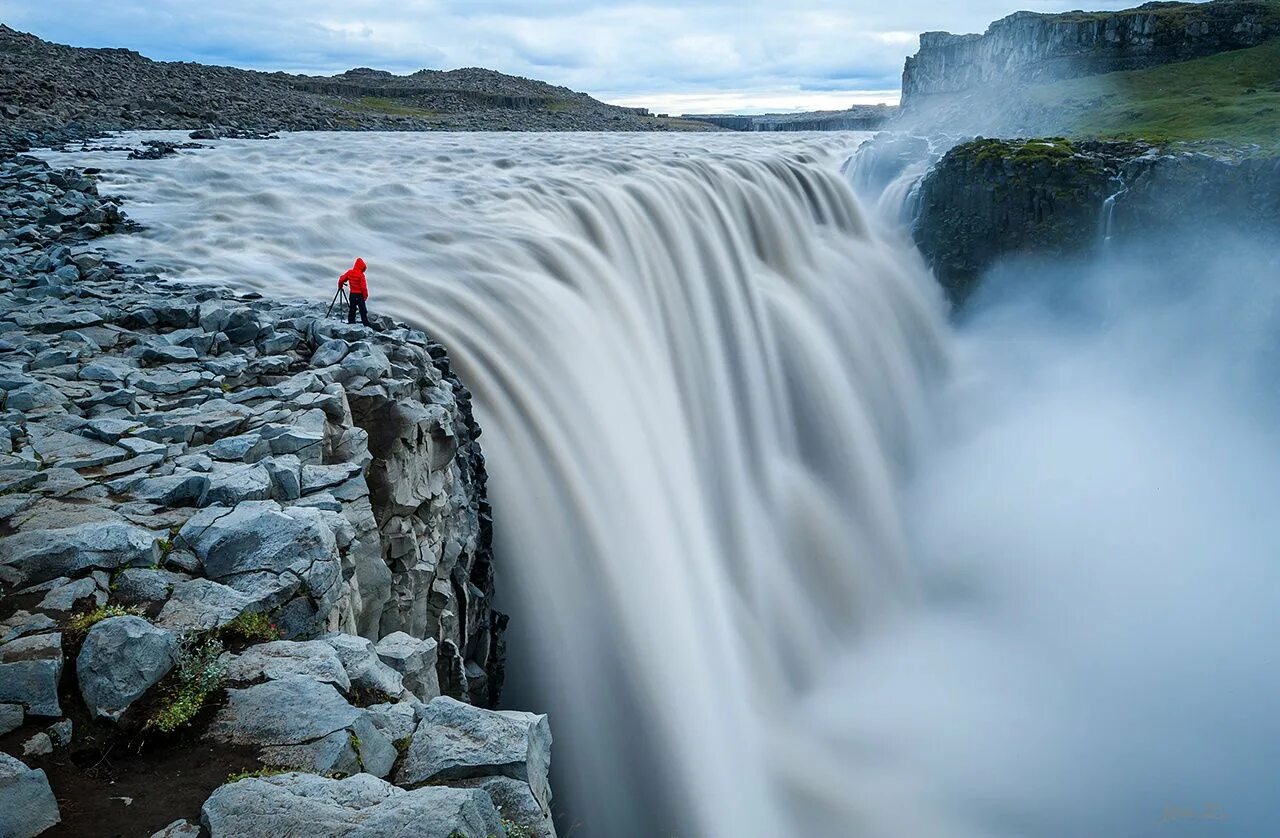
left=326, top=287, right=349, bottom=319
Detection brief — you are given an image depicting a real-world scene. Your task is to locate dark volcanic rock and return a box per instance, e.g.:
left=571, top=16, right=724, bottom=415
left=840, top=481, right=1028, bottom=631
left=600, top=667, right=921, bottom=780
left=913, top=136, right=1280, bottom=304
left=0, top=25, right=695, bottom=134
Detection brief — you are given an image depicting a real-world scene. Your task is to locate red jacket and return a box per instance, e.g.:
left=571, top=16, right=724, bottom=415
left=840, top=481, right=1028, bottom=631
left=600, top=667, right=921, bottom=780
left=339, top=258, right=369, bottom=297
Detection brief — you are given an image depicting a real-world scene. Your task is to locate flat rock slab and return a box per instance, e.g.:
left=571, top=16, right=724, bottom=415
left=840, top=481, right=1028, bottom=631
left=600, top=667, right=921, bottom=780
left=200, top=772, right=503, bottom=838
left=208, top=675, right=359, bottom=747
left=396, top=695, right=552, bottom=814
left=0, top=520, right=159, bottom=587
left=223, top=640, right=350, bottom=691
left=156, top=579, right=253, bottom=633
left=26, top=425, right=126, bottom=469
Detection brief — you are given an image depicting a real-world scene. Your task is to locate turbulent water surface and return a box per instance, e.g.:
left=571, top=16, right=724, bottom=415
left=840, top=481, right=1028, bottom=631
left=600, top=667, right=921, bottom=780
left=45, top=132, right=1280, bottom=837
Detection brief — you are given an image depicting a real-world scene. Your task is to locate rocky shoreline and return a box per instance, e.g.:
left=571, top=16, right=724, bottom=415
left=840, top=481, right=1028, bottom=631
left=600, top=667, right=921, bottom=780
left=0, top=133, right=554, bottom=837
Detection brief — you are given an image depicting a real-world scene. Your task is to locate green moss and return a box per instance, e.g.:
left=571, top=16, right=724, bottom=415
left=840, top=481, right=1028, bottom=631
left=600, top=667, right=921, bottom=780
left=501, top=819, right=534, bottom=838
left=66, top=604, right=145, bottom=634
left=340, top=96, right=440, bottom=118
left=227, top=766, right=293, bottom=783
left=1027, top=36, right=1280, bottom=150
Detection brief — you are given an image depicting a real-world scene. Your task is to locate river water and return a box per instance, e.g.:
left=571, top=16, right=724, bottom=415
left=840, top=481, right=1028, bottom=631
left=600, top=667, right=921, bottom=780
left=42, top=132, right=1280, bottom=837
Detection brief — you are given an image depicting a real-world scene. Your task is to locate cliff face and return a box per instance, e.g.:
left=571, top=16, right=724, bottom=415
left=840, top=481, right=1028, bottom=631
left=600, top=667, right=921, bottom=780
left=902, top=0, right=1280, bottom=108
left=0, top=137, right=554, bottom=837
left=912, top=137, right=1280, bottom=304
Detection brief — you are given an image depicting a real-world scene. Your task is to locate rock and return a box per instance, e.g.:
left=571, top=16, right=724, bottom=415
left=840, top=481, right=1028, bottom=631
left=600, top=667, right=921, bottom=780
left=363, top=701, right=418, bottom=744
left=77, top=616, right=178, bottom=721
left=209, top=676, right=357, bottom=746
left=123, top=471, right=210, bottom=507
left=397, top=696, right=552, bottom=815
left=323, top=633, right=404, bottom=698
left=0, top=632, right=63, bottom=716
left=223, top=641, right=350, bottom=691
left=152, top=819, right=201, bottom=838
left=0, top=703, right=24, bottom=736
left=176, top=502, right=341, bottom=634
left=25, top=425, right=126, bottom=469
left=309, top=338, right=349, bottom=367
left=454, top=776, right=558, bottom=838
left=112, top=567, right=189, bottom=606
left=47, top=718, right=72, bottom=747
left=156, top=579, right=254, bottom=632
left=0, top=753, right=60, bottom=837
left=200, top=773, right=504, bottom=838
left=375, top=631, right=440, bottom=701
left=201, top=463, right=273, bottom=506
left=208, top=675, right=394, bottom=777
left=37, top=574, right=105, bottom=612
left=0, top=520, right=158, bottom=586
left=22, top=731, right=53, bottom=757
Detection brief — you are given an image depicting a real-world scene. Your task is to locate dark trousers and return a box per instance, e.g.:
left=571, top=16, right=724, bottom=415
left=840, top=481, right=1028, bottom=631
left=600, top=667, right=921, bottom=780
left=347, top=292, right=370, bottom=326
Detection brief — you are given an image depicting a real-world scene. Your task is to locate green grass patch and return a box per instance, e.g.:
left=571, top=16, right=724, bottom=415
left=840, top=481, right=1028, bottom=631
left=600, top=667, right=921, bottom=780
left=340, top=96, right=440, bottom=118
left=148, top=635, right=227, bottom=734
left=227, top=766, right=294, bottom=783
left=1027, top=37, right=1280, bottom=150
left=221, top=611, right=282, bottom=644
left=543, top=98, right=581, bottom=113
left=66, top=604, right=145, bottom=634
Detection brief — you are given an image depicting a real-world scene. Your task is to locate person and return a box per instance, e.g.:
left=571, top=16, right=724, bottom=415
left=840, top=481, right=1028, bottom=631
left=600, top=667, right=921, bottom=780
left=339, top=257, right=371, bottom=327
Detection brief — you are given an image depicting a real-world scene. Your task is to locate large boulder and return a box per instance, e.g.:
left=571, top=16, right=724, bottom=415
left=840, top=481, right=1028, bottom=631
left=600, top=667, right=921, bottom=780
left=176, top=502, right=341, bottom=636
left=397, top=696, right=552, bottom=815
left=208, top=676, right=394, bottom=778
left=0, top=753, right=60, bottom=838
left=0, top=632, right=64, bottom=717
left=455, top=776, right=558, bottom=838
left=201, top=773, right=504, bottom=838
left=0, top=520, right=159, bottom=586
left=77, top=616, right=178, bottom=721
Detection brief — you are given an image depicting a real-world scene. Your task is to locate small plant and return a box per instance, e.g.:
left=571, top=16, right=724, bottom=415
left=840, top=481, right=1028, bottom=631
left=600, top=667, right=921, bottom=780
left=227, top=766, right=293, bottom=783
left=501, top=820, right=534, bottom=838
left=67, top=604, right=144, bottom=634
left=149, top=635, right=227, bottom=733
left=221, top=612, right=282, bottom=643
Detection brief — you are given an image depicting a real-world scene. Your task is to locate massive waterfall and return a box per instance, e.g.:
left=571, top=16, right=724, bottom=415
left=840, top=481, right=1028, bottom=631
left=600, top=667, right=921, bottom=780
left=49, top=131, right=1280, bottom=837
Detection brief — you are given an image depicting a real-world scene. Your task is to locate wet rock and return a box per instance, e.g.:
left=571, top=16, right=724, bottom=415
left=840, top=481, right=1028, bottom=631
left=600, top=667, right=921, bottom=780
left=77, top=615, right=178, bottom=721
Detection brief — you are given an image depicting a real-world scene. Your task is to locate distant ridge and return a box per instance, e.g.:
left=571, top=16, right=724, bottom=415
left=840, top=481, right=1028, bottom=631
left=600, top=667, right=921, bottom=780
left=0, top=25, right=706, bottom=133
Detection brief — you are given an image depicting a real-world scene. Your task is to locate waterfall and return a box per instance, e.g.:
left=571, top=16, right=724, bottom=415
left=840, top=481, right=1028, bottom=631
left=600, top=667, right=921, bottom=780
left=48, top=131, right=949, bottom=836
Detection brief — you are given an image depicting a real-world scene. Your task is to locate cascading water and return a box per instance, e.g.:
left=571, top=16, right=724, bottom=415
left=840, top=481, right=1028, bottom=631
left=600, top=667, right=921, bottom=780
left=43, top=131, right=1280, bottom=838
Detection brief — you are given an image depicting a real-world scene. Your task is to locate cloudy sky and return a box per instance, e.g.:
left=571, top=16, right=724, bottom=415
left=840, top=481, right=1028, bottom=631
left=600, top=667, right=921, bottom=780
left=6, top=0, right=1154, bottom=113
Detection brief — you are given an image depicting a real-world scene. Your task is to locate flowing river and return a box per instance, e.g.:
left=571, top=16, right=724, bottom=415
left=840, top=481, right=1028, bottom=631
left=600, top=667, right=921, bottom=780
left=42, top=132, right=1280, bottom=838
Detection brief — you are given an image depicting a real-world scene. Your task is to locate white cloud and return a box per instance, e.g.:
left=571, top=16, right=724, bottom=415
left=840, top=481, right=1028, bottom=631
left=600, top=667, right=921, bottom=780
left=4, top=0, right=1168, bottom=112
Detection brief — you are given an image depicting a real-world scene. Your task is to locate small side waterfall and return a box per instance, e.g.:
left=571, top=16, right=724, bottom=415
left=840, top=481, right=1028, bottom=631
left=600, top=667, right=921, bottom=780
left=1099, top=180, right=1127, bottom=248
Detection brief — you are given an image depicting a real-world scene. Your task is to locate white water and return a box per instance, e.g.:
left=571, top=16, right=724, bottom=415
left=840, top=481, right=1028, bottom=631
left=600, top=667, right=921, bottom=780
left=42, top=132, right=1280, bottom=837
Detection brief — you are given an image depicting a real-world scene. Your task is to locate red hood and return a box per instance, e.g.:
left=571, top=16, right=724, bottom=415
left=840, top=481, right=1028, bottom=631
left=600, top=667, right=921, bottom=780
left=353, top=258, right=366, bottom=272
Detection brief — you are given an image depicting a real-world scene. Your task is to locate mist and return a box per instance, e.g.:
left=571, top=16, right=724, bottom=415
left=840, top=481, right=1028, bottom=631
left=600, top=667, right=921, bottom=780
left=843, top=236, right=1280, bottom=837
